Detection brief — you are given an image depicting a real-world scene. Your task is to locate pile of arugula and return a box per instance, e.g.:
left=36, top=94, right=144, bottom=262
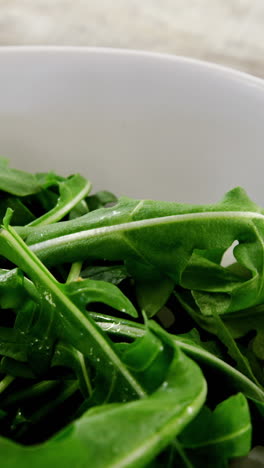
left=0, top=158, right=263, bottom=467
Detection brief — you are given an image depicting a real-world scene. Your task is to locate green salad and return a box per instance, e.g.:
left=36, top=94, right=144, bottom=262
left=0, top=158, right=263, bottom=467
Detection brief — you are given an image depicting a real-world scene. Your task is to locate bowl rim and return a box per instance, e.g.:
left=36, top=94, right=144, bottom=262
left=0, top=45, right=263, bottom=90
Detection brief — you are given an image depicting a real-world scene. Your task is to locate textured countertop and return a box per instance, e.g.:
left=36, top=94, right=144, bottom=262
left=0, top=0, right=263, bottom=78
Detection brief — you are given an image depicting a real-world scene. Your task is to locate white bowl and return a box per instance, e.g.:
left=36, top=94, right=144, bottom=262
left=0, top=47, right=263, bottom=467
left=0, top=47, right=264, bottom=204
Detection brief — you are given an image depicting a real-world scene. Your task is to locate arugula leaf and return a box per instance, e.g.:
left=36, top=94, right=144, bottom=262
left=0, top=325, right=206, bottom=468
left=0, top=197, right=35, bottom=225
left=173, top=328, right=223, bottom=358
left=0, top=268, right=27, bottom=309
left=80, top=264, right=129, bottom=285
left=1, top=164, right=264, bottom=464
left=181, top=252, right=242, bottom=292
left=51, top=342, right=92, bottom=397
left=136, top=276, right=175, bottom=318
left=0, top=159, right=41, bottom=196
left=118, top=325, right=174, bottom=394
left=207, top=306, right=262, bottom=386
left=92, top=313, right=264, bottom=404
left=0, top=381, right=59, bottom=410
left=87, top=190, right=118, bottom=211
left=175, top=289, right=264, bottom=387
left=222, top=304, right=264, bottom=360
left=68, top=199, right=89, bottom=220
left=0, top=328, right=29, bottom=362
left=0, top=357, right=35, bottom=379
left=63, top=277, right=138, bottom=318
left=178, top=394, right=251, bottom=467
left=0, top=219, right=146, bottom=400
left=19, top=187, right=264, bottom=316
left=27, top=175, right=91, bottom=226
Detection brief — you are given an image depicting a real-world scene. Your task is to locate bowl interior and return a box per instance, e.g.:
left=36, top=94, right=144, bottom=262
left=0, top=47, right=264, bottom=204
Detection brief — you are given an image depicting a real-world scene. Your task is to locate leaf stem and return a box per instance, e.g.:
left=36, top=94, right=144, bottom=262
left=66, top=261, right=83, bottom=283
left=0, top=375, right=14, bottom=395
left=15, top=381, right=79, bottom=441
left=23, top=277, right=40, bottom=302
left=27, top=178, right=91, bottom=227
left=211, top=308, right=261, bottom=387
left=30, top=381, right=79, bottom=424
left=1, top=381, right=59, bottom=408
left=76, top=350, right=93, bottom=396
left=172, top=439, right=194, bottom=468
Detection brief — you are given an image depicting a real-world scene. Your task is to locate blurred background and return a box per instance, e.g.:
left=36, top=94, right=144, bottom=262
left=0, top=0, right=263, bottom=78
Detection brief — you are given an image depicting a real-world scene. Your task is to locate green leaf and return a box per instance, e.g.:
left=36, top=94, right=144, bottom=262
left=179, top=394, right=251, bottom=466
left=0, top=328, right=29, bottom=362
left=87, top=190, right=117, bottom=211
left=0, top=159, right=41, bottom=196
left=176, top=289, right=264, bottom=389
left=0, top=197, right=35, bottom=225
left=0, top=171, right=263, bottom=462
left=174, top=288, right=216, bottom=333
left=63, top=277, right=138, bottom=318
left=0, top=268, right=27, bottom=309
left=0, top=357, right=35, bottom=379
left=222, top=305, right=264, bottom=360
left=3, top=207, right=14, bottom=229
left=175, top=328, right=223, bottom=358
left=68, top=199, right=89, bottom=220
left=20, top=186, right=264, bottom=316
left=136, top=276, right=175, bottom=318
left=120, top=328, right=163, bottom=372
left=1, top=381, right=59, bottom=409
left=27, top=175, right=91, bottom=226
left=81, top=264, right=129, bottom=285
left=201, top=303, right=262, bottom=387
left=92, top=313, right=264, bottom=405
left=0, top=327, right=206, bottom=468
left=118, top=325, right=174, bottom=393
left=0, top=222, right=146, bottom=401
left=52, top=342, right=92, bottom=397
left=11, top=381, right=80, bottom=444
left=181, top=252, right=241, bottom=292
